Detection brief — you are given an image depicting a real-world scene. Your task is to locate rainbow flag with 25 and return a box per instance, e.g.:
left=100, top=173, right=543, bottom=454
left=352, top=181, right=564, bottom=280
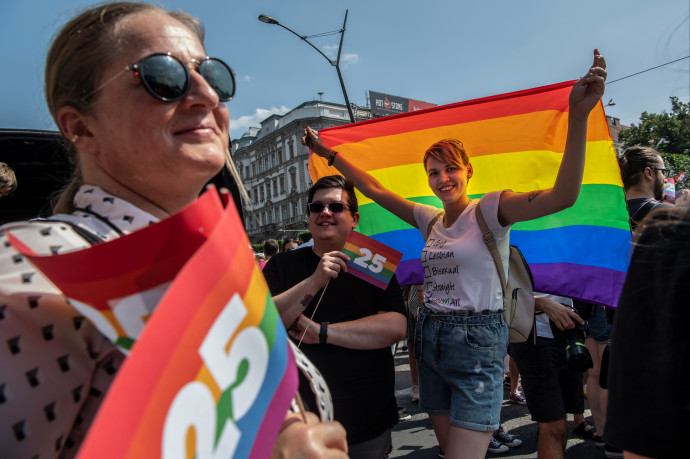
left=343, top=230, right=402, bottom=289
left=9, top=190, right=297, bottom=458
left=309, top=81, right=631, bottom=307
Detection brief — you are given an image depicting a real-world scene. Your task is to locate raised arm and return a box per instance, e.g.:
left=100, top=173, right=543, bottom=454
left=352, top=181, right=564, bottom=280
left=302, top=127, right=418, bottom=228
left=497, top=49, right=607, bottom=226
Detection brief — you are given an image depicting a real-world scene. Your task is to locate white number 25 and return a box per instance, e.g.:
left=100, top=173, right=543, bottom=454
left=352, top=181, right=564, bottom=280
left=353, top=248, right=387, bottom=274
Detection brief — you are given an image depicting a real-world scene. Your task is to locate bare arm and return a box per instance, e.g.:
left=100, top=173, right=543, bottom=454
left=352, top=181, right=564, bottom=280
left=288, top=311, right=407, bottom=350
left=534, top=296, right=584, bottom=330
left=498, top=50, right=607, bottom=226
left=302, top=127, right=418, bottom=228
left=269, top=251, right=349, bottom=329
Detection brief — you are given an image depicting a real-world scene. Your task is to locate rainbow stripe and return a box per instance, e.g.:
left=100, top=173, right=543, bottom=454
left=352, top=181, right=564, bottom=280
left=343, top=230, right=402, bottom=289
left=17, top=195, right=300, bottom=458
left=309, top=81, right=630, bottom=307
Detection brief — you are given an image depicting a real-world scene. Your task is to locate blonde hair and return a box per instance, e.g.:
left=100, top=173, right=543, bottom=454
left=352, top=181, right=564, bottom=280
left=423, top=138, right=469, bottom=171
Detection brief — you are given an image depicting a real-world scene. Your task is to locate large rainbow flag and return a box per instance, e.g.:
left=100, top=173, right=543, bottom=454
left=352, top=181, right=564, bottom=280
left=309, top=81, right=630, bottom=307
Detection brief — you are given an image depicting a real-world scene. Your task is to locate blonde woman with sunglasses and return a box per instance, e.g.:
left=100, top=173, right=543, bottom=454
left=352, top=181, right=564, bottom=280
left=0, top=2, right=347, bottom=457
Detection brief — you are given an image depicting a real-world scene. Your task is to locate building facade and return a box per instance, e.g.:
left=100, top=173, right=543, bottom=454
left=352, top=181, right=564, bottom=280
left=231, top=101, right=370, bottom=244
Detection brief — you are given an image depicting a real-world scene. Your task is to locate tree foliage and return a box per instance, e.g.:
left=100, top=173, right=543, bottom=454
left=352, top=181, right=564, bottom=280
left=660, top=153, right=690, bottom=190
left=619, top=97, right=690, bottom=156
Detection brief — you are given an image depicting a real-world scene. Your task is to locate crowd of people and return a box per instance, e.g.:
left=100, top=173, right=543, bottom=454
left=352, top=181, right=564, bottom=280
left=0, top=2, right=688, bottom=459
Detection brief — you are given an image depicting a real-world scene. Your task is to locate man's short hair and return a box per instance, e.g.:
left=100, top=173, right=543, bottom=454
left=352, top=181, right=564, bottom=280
left=307, top=175, right=358, bottom=216
left=263, top=239, right=279, bottom=257
left=618, top=146, right=663, bottom=191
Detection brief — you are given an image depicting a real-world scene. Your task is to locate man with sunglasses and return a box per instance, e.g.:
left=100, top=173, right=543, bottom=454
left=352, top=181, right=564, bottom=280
left=618, top=145, right=673, bottom=232
left=263, top=175, right=407, bottom=459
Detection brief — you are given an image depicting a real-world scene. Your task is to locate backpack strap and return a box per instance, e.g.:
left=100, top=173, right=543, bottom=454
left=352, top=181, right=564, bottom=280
left=424, top=211, right=444, bottom=241
left=475, top=201, right=507, bottom=298
left=628, top=199, right=659, bottom=230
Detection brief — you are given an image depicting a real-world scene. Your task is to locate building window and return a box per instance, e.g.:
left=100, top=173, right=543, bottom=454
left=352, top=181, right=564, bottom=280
left=289, top=143, right=294, bottom=159
left=280, top=176, right=285, bottom=194
left=290, top=169, right=297, bottom=191
left=273, top=179, right=278, bottom=196
left=260, top=186, right=265, bottom=202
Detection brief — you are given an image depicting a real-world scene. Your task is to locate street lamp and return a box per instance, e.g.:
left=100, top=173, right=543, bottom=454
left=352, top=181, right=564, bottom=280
left=258, top=11, right=356, bottom=123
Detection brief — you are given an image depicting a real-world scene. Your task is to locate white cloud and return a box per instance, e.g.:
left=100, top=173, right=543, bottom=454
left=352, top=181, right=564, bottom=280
left=230, top=106, right=290, bottom=136
left=243, top=75, right=251, bottom=82
left=322, top=45, right=359, bottom=69
left=340, top=53, right=359, bottom=69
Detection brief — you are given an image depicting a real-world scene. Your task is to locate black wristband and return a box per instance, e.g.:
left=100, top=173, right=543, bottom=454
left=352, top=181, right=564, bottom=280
left=327, top=150, right=338, bottom=166
left=319, top=322, right=329, bottom=345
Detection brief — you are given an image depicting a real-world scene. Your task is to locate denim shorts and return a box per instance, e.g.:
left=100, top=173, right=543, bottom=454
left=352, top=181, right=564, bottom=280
left=587, top=304, right=612, bottom=344
left=414, top=308, right=508, bottom=432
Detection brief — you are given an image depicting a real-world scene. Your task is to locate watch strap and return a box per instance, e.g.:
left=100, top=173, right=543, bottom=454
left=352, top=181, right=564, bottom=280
left=319, top=322, right=329, bottom=345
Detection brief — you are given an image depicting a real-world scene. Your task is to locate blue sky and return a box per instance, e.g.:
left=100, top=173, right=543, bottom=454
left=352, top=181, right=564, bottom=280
left=1, top=0, right=688, bottom=141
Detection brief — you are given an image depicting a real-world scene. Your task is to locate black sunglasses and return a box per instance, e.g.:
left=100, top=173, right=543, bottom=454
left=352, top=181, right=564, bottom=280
left=653, top=167, right=670, bottom=178
left=82, top=52, right=236, bottom=102
left=307, top=201, right=349, bottom=214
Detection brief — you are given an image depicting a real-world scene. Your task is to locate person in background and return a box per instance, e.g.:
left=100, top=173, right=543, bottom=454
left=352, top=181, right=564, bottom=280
left=510, top=295, right=595, bottom=458
left=283, top=237, right=300, bottom=252
left=260, top=238, right=279, bottom=268
left=675, top=188, right=689, bottom=206
left=403, top=284, right=423, bottom=402
left=617, top=146, right=674, bottom=232
left=0, top=3, right=347, bottom=457
left=606, top=205, right=690, bottom=458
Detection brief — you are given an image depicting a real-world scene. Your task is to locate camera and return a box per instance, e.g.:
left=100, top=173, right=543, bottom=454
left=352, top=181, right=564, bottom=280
left=550, top=308, right=593, bottom=372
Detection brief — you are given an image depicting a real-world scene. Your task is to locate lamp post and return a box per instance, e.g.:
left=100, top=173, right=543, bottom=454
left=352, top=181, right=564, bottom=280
left=258, top=11, right=356, bottom=123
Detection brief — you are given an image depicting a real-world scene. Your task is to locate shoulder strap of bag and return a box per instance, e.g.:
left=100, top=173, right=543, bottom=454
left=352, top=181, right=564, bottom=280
left=629, top=199, right=659, bottom=230
left=424, top=211, right=444, bottom=241
left=475, top=201, right=507, bottom=298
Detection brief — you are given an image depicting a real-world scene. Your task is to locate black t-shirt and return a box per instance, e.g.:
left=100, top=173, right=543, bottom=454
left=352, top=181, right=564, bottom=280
left=606, top=211, right=690, bottom=457
left=263, top=246, right=406, bottom=444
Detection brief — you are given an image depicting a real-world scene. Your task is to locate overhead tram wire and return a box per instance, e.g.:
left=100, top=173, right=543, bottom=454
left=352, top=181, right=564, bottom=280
left=607, top=55, right=690, bottom=85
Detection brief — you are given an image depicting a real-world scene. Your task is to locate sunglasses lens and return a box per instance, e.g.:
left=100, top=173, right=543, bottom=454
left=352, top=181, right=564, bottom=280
left=200, top=58, right=236, bottom=101
left=308, top=203, right=324, bottom=213
left=329, top=203, right=345, bottom=213
left=139, top=54, right=188, bottom=101
left=308, top=202, right=346, bottom=213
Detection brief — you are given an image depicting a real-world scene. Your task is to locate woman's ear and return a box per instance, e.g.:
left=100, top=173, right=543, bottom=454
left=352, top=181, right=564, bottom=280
left=467, top=162, right=474, bottom=180
left=57, top=106, right=97, bottom=154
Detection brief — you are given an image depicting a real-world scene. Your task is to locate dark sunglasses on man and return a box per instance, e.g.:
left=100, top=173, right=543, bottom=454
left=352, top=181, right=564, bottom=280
left=307, top=201, right=349, bottom=214
left=82, top=52, right=236, bottom=102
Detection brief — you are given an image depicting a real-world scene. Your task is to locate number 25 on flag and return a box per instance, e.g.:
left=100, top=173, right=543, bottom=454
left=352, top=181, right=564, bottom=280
left=353, top=248, right=386, bottom=274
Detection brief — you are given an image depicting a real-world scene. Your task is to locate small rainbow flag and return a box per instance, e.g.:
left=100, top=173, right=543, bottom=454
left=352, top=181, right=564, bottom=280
left=343, top=230, right=402, bottom=289
left=309, top=81, right=630, bottom=307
